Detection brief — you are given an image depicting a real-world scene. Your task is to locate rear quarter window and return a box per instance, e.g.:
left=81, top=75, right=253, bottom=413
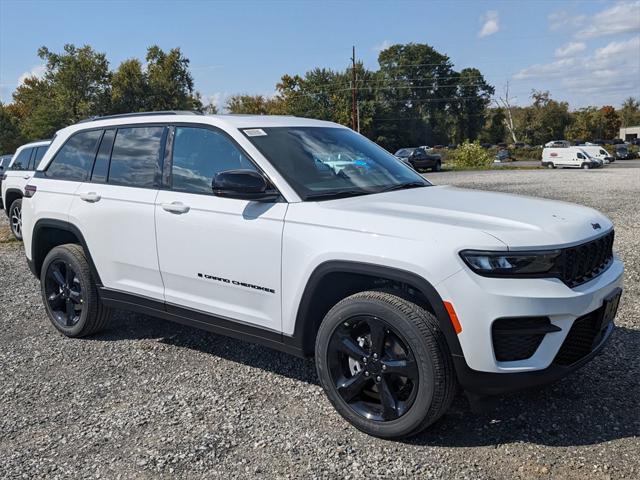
left=45, top=130, right=102, bottom=181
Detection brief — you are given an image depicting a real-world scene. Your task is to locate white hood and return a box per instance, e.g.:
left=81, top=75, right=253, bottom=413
left=314, top=186, right=612, bottom=249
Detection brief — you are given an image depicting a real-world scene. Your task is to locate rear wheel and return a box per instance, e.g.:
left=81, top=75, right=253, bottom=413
left=40, top=244, right=111, bottom=337
left=9, top=198, right=22, bottom=240
left=315, top=291, right=456, bottom=438
left=546, top=162, right=555, bottom=169
left=432, top=161, right=441, bottom=172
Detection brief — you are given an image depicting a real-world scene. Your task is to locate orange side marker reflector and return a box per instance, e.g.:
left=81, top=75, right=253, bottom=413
left=443, top=301, right=462, bottom=334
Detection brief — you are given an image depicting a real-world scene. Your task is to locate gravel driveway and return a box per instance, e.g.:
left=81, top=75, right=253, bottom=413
left=1, top=166, right=638, bottom=479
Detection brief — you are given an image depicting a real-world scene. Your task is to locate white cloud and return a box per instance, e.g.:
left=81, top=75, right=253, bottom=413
left=513, top=35, right=640, bottom=103
left=17, top=64, right=46, bottom=85
left=373, top=40, right=392, bottom=52
left=478, top=10, right=500, bottom=38
left=555, top=41, right=586, bottom=58
left=577, top=1, right=640, bottom=38
left=548, top=10, right=587, bottom=31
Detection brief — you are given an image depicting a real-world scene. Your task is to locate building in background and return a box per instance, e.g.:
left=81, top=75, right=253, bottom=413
left=619, top=126, right=640, bottom=141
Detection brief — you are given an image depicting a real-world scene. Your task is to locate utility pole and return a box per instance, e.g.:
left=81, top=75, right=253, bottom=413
left=351, top=45, right=357, bottom=131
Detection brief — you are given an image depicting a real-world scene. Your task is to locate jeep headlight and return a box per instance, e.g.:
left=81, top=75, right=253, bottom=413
left=460, top=250, right=561, bottom=276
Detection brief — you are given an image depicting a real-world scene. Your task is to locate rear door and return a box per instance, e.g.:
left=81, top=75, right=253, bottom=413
left=69, top=125, right=166, bottom=300
left=154, top=125, right=286, bottom=331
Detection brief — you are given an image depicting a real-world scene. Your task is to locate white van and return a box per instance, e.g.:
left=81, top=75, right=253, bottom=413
left=578, top=145, right=614, bottom=164
left=541, top=147, right=601, bottom=169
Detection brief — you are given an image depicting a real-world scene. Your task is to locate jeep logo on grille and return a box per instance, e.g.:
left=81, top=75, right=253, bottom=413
left=591, top=222, right=601, bottom=230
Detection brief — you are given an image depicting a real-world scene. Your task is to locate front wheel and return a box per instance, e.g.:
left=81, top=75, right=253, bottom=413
left=9, top=198, right=23, bottom=240
left=315, top=291, right=456, bottom=439
left=582, top=163, right=590, bottom=170
left=432, top=161, right=441, bottom=172
left=40, top=244, right=111, bottom=337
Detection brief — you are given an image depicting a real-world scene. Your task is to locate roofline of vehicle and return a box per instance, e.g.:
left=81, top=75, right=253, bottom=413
left=77, top=110, right=204, bottom=124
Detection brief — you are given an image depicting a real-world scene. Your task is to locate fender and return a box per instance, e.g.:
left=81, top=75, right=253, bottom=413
left=3, top=188, right=23, bottom=214
left=286, top=260, right=465, bottom=362
left=31, top=218, right=103, bottom=285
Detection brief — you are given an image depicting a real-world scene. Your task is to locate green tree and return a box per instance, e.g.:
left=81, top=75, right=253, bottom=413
left=226, top=94, right=278, bottom=114
left=480, top=108, right=506, bottom=144
left=10, top=76, right=66, bottom=140
left=38, top=44, right=112, bottom=122
left=598, top=105, right=621, bottom=139
left=145, top=46, right=201, bottom=111
left=111, top=59, right=147, bottom=113
left=450, top=68, right=494, bottom=142
left=518, top=91, right=571, bottom=145
left=0, top=103, right=24, bottom=154
left=619, top=97, right=640, bottom=127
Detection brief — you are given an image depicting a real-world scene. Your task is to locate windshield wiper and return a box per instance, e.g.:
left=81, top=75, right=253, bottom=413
left=377, top=181, right=428, bottom=194
left=305, top=189, right=372, bottom=201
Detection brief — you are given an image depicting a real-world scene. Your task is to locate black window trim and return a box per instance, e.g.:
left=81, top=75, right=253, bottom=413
left=34, top=121, right=283, bottom=200
left=37, top=130, right=102, bottom=182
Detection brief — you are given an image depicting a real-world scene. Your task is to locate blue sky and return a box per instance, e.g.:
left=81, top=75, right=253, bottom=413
left=1, top=0, right=638, bottom=111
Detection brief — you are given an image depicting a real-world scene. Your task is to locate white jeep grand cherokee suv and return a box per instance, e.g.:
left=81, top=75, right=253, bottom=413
left=21, top=112, right=623, bottom=438
left=1, top=139, right=51, bottom=239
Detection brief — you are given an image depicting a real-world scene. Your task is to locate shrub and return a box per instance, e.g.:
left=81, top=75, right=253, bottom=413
left=452, top=141, right=493, bottom=169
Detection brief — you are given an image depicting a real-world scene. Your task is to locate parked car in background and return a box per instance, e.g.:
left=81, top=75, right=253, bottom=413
left=1, top=140, right=51, bottom=240
left=480, top=142, right=491, bottom=149
left=613, top=144, right=632, bottom=160
left=579, top=145, right=614, bottom=164
left=0, top=154, right=14, bottom=209
left=541, top=146, right=601, bottom=169
left=544, top=140, right=571, bottom=148
left=494, top=148, right=513, bottom=163
left=394, top=147, right=442, bottom=171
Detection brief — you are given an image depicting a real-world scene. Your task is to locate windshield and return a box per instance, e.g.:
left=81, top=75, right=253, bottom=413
left=244, top=127, right=429, bottom=200
left=394, top=148, right=414, bottom=157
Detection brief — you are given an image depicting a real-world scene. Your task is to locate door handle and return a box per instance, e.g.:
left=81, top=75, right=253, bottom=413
left=80, top=192, right=101, bottom=203
left=161, top=201, right=190, bottom=214
left=23, top=175, right=31, bottom=180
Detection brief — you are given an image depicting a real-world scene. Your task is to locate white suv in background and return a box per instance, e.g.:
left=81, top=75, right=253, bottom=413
left=1, top=139, right=51, bottom=239
left=21, top=112, right=623, bottom=438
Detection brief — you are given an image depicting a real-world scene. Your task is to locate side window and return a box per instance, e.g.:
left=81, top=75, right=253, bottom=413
left=108, top=127, right=164, bottom=188
left=45, top=130, right=102, bottom=181
left=30, top=146, right=48, bottom=169
left=91, top=129, right=115, bottom=183
left=11, top=148, right=32, bottom=171
left=171, top=127, right=256, bottom=194
left=577, top=152, right=585, bottom=159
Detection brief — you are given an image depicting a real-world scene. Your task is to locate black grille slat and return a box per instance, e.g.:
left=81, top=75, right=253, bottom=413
left=492, top=317, right=555, bottom=361
left=554, top=311, right=601, bottom=365
left=559, top=231, right=614, bottom=288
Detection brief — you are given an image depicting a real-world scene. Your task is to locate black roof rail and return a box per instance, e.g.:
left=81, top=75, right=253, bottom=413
left=77, top=110, right=203, bottom=124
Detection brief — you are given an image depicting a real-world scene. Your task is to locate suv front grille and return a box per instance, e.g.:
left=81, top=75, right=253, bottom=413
left=559, top=230, right=614, bottom=288
left=553, top=307, right=608, bottom=366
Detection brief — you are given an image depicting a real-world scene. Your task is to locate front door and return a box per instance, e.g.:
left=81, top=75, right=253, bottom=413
left=154, top=125, right=286, bottom=331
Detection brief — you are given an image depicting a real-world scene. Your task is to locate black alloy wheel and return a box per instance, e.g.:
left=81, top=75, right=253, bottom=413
left=43, top=259, right=84, bottom=328
left=328, top=315, right=419, bottom=421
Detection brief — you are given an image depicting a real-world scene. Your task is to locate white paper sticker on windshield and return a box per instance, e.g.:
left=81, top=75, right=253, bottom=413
left=244, top=128, right=267, bottom=137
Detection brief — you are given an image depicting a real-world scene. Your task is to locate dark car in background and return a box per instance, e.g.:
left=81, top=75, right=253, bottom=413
left=614, top=144, right=632, bottom=160
left=0, top=154, right=14, bottom=209
left=394, top=147, right=442, bottom=171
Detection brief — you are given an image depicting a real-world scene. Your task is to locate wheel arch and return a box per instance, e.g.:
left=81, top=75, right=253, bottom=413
left=4, top=188, right=23, bottom=215
left=31, top=218, right=102, bottom=285
left=287, top=260, right=464, bottom=360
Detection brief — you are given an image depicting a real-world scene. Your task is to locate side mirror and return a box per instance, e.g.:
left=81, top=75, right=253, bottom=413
left=212, top=169, right=279, bottom=202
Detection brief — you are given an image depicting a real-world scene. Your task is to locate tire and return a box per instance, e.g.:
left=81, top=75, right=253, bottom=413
left=40, top=244, right=111, bottom=337
left=582, top=163, right=590, bottom=170
left=432, top=161, right=441, bottom=172
left=9, top=198, right=23, bottom=240
left=315, top=290, right=456, bottom=439
left=546, top=162, right=555, bottom=169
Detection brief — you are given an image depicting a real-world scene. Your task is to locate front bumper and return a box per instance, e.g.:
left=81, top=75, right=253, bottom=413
left=437, top=258, right=623, bottom=393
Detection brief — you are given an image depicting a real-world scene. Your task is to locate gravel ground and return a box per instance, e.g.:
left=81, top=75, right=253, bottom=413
left=1, top=166, right=639, bottom=479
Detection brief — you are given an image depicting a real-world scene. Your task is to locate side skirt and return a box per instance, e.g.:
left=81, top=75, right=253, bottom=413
left=98, top=288, right=305, bottom=357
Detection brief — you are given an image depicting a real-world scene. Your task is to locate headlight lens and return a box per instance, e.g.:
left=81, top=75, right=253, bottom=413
left=460, top=250, right=561, bottom=276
